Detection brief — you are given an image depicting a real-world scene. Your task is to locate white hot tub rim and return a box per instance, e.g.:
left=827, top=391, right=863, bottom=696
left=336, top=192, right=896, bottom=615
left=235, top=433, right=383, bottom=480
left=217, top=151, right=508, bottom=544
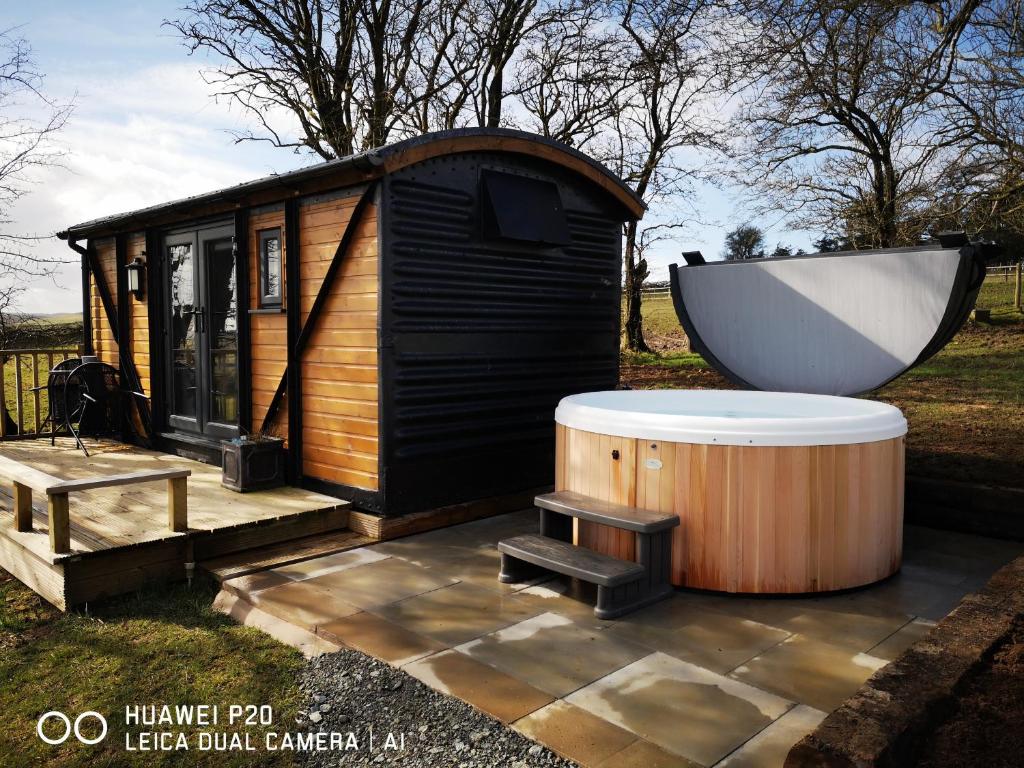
left=555, top=390, right=907, bottom=447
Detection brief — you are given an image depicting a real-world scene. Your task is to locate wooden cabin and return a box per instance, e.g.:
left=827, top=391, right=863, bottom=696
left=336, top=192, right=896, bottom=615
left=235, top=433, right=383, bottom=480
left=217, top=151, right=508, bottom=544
left=58, top=129, right=645, bottom=517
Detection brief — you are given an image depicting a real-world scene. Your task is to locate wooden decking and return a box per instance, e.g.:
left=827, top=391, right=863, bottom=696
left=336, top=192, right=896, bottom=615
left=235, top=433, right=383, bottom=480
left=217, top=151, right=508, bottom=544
left=0, top=437, right=348, bottom=609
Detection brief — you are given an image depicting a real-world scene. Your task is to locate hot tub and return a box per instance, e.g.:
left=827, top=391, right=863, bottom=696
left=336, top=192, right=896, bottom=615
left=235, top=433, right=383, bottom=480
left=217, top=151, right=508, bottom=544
left=555, top=390, right=907, bottom=593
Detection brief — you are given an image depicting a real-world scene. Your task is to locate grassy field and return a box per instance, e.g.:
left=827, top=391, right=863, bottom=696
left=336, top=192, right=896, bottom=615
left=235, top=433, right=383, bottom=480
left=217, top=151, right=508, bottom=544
left=0, top=573, right=302, bottom=767
left=624, top=276, right=1024, bottom=489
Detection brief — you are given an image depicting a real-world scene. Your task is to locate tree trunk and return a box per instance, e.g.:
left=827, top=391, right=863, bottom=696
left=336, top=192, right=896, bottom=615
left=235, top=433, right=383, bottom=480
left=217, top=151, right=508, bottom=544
left=623, top=221, right=650, bottom=353
left=486, top=68, right=504, bottom=128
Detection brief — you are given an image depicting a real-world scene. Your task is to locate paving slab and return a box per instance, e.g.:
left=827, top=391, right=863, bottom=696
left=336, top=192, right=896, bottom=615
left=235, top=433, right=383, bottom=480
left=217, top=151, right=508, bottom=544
left=607, top=598, right=792, bottom=674
left=273, top=546, right=390, bottom=581
left=318, top=610, right=447, bottom=667
left=565, top=652, right=792, bottom=766
left=597, top=738, right=701, bottom=768
left=222, top=569, right=292, bottom=596
left=714, top=704, right=826, bottom=767
left=729, top=635, right=887, bottom=712
left=457, top=612, right=649, bottom=697
left=404, top=649, right=553, bottom=723
left=303, top=556, right=458, bottom=609
left=512, top=576, right=608, bottom=629
left=867, top=617, right=937, bottom=661
left=212, top=590, right=341, bottom=659
left=513, top=700, right=637, bottom=767
left=686, top=593, right=911, bottom=655
left=371, top=581, right=544, bottom=646
left=243, top=578, right=362, bottom=630
left=422, top=548, right=552, bottom=594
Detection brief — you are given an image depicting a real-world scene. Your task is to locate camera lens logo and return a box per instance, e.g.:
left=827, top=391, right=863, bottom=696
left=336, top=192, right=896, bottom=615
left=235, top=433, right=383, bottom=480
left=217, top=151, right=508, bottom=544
left=37, top=711, right=107, bottom=745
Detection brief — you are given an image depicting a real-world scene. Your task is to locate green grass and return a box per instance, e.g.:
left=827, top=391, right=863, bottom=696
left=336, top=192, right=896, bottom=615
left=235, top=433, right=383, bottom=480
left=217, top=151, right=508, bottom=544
left=0, top=575, right=303, bottom=767
left=621, top=349, right=709, bottom=369
left=30, top=312, right=85, bottom=326
left=635, top=292, right=683, bottom=339
left=625, top=277, right=1024, bottom=487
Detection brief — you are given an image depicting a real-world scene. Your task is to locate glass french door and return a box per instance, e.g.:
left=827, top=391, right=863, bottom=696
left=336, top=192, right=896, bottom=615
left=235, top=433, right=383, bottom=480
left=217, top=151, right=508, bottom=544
left=164, top=223, right=239, bottom=440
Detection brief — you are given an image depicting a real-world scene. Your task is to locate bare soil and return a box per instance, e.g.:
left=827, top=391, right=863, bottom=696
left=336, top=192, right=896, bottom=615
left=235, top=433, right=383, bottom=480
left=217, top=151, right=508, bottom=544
left=915, top=616, right=1024, bottom=768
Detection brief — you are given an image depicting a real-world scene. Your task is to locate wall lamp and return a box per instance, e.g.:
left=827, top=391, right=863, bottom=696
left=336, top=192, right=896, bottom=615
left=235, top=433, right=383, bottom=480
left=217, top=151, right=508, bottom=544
left=126, top=255, right=146, bottom=300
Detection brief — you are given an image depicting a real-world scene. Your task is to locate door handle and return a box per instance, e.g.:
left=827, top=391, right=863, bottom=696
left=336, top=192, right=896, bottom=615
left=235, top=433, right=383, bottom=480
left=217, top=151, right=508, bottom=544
left=189, top=306, right=206, bottom=333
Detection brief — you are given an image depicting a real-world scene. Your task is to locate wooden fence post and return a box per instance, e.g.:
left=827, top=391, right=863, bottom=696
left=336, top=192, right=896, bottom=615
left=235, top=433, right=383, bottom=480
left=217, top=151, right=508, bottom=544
left=48, top=492, right=70, bottom=554
left=168, top=476, right=187, bottom=532
left=13, top=481, right=32, bottom=532
left=1015, top=261, right=1022, bottom=313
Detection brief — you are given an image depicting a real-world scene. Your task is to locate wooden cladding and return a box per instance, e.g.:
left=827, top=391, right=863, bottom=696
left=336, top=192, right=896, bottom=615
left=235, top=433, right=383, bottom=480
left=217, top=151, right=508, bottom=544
left=89, top=238, right=119, bottom=366
left=557, top=425, right=904, bottom=594
left=87, top=234, right=150, bottom=394
left=298, top=193, right=379, bottom=492
left=125, top=234, right=150, bottom=395
left=249, top=207, right=288, bottom=438
left=246, top=193, right=380, bottom=491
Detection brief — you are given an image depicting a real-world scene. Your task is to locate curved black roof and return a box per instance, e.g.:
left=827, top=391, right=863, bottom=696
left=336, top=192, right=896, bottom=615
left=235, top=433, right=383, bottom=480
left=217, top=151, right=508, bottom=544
left=59, top=128, right=645, bottom=240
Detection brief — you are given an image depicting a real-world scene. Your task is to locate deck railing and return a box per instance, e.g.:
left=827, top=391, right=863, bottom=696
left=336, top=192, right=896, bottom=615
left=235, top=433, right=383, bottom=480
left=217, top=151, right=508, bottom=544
left=0, top=348, right=82, bottom=440
left=0, top=452, right=190, bottom=554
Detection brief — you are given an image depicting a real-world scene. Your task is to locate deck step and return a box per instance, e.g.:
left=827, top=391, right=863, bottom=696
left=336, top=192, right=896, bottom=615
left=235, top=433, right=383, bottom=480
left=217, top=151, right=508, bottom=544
left=199, top=529, right=374, bottom=582
left=498, top=533, right=644, bottom=587
left=535, top=490, right=679, bottom=533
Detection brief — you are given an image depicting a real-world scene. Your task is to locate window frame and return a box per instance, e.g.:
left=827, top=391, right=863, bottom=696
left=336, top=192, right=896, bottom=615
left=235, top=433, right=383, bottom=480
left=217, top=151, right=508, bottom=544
left=258, top=227, right=283, bottom=308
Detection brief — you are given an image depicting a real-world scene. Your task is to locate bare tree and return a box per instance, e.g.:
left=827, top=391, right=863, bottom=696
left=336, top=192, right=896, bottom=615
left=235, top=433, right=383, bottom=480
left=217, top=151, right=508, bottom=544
left=172, top=0, right=590, bottom=155
left=0, top=28, right=72, bottom=338
left=937, top=0, right=1024, bottom=232
left=608, top=0, right=723, bottom=353
left=405, top=0, right=477, bottom=132
left=726, top=0, right=979, bottom=249
left=171, top=0, right=441, bottom=158
left=412, top=0, right=587, bottom=132
left=513, top=5, right=627, bottom=148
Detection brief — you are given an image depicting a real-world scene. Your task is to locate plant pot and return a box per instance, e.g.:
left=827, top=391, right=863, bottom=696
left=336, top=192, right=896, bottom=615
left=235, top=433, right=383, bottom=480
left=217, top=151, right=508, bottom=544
left=221, top=436, right=286, bottom=493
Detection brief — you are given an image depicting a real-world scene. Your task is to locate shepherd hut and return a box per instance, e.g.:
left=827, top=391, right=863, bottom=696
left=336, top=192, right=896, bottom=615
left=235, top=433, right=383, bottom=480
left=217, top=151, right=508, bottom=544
left=57, top=128, right=645, bottom=516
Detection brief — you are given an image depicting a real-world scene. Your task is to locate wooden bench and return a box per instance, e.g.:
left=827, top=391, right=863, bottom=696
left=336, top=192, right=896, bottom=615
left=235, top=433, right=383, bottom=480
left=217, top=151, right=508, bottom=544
left=498, top=490, right=679, bottom=619
left=0, top=454, right=190, bottom=554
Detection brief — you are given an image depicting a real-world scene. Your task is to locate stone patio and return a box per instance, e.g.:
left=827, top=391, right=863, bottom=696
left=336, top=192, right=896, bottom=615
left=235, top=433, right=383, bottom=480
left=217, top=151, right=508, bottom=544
left=218, top=510, right=1024, bottom=767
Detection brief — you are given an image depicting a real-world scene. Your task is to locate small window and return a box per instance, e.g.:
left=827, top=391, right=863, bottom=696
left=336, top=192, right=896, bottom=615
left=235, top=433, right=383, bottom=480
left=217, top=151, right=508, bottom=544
left=259, top=228, right=282, bottom=307
left=481, top=170, right=571, bottom=245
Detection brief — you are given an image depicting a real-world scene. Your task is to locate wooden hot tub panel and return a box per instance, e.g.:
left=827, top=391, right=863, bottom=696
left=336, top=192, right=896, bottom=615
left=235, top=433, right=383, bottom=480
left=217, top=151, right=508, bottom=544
left=556, top=424, right=904, bottom=594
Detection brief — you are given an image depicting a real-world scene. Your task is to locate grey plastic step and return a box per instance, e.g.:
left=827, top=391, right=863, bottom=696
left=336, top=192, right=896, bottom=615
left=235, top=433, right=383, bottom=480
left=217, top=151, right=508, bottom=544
left=498, top=533, right=644, bottom=587
left=535, top=491, right=679, bottom=533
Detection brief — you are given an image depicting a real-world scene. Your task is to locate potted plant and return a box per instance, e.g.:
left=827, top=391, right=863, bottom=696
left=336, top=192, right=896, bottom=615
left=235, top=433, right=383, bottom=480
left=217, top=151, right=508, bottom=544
left=221, top=432, right=286, bottom=492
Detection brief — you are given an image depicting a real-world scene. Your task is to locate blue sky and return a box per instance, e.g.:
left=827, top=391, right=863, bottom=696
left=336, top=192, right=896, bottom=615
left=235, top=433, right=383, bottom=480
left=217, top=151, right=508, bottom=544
left=7, top=1, right=814, bottom=313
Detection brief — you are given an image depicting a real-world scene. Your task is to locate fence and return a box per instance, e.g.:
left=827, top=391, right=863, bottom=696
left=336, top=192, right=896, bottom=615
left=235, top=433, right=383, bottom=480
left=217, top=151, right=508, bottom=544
left=988, top=264, right=1021, bottom=281
left=640, top=286, right=671, bottom=297
left=0, top=348, right=82, bottom=439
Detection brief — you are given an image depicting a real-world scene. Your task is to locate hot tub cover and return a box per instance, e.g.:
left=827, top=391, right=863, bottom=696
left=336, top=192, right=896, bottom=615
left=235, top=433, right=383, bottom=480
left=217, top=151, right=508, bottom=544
left=669, top=242, right=986, bottom=396
left=556, top=390, right=907, bottom=446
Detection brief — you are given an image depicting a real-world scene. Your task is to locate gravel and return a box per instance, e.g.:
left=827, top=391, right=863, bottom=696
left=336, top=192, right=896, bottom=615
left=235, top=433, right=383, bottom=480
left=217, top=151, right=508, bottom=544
left=295, top=648, right=576, bottom=767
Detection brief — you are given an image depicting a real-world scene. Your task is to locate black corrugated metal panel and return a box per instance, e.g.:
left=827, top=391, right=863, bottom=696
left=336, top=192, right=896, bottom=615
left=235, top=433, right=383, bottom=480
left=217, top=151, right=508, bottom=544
left=379, top=152, right=625, bottom=515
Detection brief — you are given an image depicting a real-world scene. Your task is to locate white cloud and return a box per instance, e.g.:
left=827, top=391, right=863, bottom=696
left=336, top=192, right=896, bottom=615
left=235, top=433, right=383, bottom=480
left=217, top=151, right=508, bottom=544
left=7, top=61, right=306, bottom=314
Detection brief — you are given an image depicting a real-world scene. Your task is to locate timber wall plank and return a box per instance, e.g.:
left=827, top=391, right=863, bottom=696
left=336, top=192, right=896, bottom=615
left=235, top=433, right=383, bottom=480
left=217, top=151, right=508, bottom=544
left=248, top=208, right=288, bottom=439
left=90, top=237, right=118, bottom=366
left=125, top=233, right=150, bottom=394
left=298, top=196, right=379, bottom=491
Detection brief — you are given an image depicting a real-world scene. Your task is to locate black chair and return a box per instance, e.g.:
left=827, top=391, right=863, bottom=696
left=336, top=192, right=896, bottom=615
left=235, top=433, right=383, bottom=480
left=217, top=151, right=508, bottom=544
left=62, top=361, right=127, bottom=456
left=34, top=358, right=150, bottom=456
left=31, top=357, right=82, bottom=444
